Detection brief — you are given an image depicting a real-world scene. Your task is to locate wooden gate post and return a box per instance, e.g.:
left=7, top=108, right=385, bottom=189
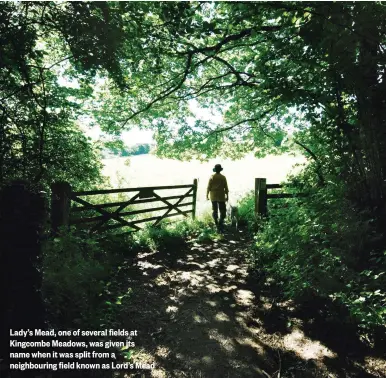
left=255, top=178, right=267, bottom=217
left=192, top=178, right=198, bottom=220
left=51, top=181, right=72, bottom=235
left=0, top=181, right=46, bottom=371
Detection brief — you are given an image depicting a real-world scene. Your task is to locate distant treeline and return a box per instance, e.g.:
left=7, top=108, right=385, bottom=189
left=108, top=143, right=153, bottom=157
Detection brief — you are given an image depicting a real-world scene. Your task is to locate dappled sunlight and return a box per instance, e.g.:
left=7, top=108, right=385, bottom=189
left=165, top=305, right=178, bottom=314
left=214, top=311, right=231, bottom=322
left=193, top=313, right=209, bottom=324
left=182, top=261, right=206, bottom=269
left=137, top=261, right=164, bottom=270
left=235, top=337, right=265, bottom=355
left=211, top=247, right=228, bottom=255
left=207, top=329, right=236, bottom=354
left=283, top=329, right=337, bottom=360
left=112, top=229, right=384, bottom=378
left=364, top=356, right=386, bottom=377
left=235, top=315, right=249, bottom=326
left=207, top=257, right=222, bottom=267
left=190, top=245, right=207, bottom=253
left=276, top=299, right=296, bottom=312
left=154, top=346, right=170, bottom=358
left=114, top=232, right=279, bottom=376
left=226, top=264, right=240, bottom=272
left=234, top=289, right=255, bottom=307
left=221, top=284, right=238, bottom=293
left=206, top=283, right=222, bottom=294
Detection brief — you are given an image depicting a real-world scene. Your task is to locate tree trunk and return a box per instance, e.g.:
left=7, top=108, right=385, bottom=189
left=355, top=5, right=386, bottom=244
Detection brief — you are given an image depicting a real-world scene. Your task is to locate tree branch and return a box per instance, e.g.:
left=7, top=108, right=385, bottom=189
left=0, top=56, right=73, bottom=103
left=119, top=26, right=280, bottom=124
left=121, top=52, right=195, bottom=126
left=179, top=25, right=281, bottom=56
left=293, top=139, right=325, bottom=185
left=210, top=55, right=260, bottom=87
left=207, top=108, right=277, bottom=137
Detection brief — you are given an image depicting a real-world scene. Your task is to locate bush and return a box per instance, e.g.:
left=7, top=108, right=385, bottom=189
left=237, top=191, right=257, bottom=232
left=42, top=230, right=130, bottom=329
left=246, top=180, right=386, bottom=337
left=176, top=215, right=223, bottom=242
left=133, top=215, right=217, bottom=251
left=134, top=222, right=187, bottom=252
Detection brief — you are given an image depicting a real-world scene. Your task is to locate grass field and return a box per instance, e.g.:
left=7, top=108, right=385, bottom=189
left=102, top=153, right=306, bottom=216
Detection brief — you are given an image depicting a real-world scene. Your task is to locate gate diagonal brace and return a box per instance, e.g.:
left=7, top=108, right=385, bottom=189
left=91, top=192, right=142, bottom=232
left=152, top=188, right=193, bottom=227
left=71, top=195, right=140, bottom=232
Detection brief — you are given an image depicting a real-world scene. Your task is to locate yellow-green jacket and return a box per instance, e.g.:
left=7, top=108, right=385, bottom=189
left=207, top=173, right=229, bottom=202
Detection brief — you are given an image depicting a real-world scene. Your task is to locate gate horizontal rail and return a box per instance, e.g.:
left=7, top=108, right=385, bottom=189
left=51, top=180, right=198, bottom=234
left=255, top=178, right=307, bottom=217
left=72, top=184, right=194, bottom=196
left=97, top=210, right=193, bottom=233
left=71, top=202, right=194, bottom=225
left=71, top=194, right=193, bottom=212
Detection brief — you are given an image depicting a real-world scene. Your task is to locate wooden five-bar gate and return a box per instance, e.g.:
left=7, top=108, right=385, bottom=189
left=51, top=177, right=305, bottom=234
left=51, top=180, right=198, bottom=234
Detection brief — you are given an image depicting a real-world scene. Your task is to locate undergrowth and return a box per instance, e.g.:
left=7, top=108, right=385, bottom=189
left=42, top=229, right=135, bottom=329
left=134, top=214, right=219, bottom=250
left=238, top=179, right=386, bottom=344
left=237, top=191, right=257, bottom=233
left=41, top=214, right=216, bottom=331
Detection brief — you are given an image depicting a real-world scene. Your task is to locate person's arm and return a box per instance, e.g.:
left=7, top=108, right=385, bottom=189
left=206, top=177, right=212, bottom=200
left=224, top=177, right=229, bottom=201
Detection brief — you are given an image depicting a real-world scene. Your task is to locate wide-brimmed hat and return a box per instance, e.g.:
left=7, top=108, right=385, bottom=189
left=213, top=164, right=223, bottom=172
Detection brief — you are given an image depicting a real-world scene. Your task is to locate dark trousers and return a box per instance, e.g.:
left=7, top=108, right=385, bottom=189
left=212, top=201, right=226, bottom=224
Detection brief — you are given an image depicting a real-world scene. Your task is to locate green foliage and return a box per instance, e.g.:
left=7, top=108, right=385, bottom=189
left=3, top=2, right=386, bottom=219
left=133, top=215, right=217, bottom=251
left=2, top=0, right=386, bottom=346
left=237, top=191, right=257, bottom=232
left=88, top=2, right=386, bottom=180
left=108, top=143, right=152, bottom=157
left=0, top=2, right=110, bottom=188
left=42, top=125, right=103, bottom=191
left=42, top=230, right=131, bottom=328
left=194, top=226, right=220, bottom=244
left=177, top=214, right=225, bottom=242
left=331, top=261, right=386, bottom=332
left=247, top=179, right=386, bottom=335
left=124, top=143, right=151, bottom=156
left=176, top=215, right=214, bottom=235
left=134, top=223, right=187, bottom=252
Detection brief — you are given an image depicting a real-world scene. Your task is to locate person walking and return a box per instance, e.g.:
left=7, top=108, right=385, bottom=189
left=206, top=164, right=229, bottom=233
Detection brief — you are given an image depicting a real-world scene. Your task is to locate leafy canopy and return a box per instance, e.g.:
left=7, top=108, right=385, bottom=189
left=2, top=2, right=386, bottom=205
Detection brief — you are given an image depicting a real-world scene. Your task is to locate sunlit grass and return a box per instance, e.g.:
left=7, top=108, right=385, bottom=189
left=102, top=153, right=306, bottom=215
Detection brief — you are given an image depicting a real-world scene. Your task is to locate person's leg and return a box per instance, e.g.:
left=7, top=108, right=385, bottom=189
left=211, top=201, right=219, bottom=226
left=218, top=202, right=226, bottom=232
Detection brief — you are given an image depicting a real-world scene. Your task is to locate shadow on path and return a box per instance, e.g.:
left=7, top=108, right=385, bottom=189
left=115, top=227, right=386, bottom=378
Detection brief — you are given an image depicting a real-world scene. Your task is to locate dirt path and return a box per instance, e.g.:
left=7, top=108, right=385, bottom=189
left=115, top=229, right=386, bottom=378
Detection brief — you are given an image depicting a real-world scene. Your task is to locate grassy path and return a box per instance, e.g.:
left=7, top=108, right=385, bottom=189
left=115, top=228, right=386, bottom=378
